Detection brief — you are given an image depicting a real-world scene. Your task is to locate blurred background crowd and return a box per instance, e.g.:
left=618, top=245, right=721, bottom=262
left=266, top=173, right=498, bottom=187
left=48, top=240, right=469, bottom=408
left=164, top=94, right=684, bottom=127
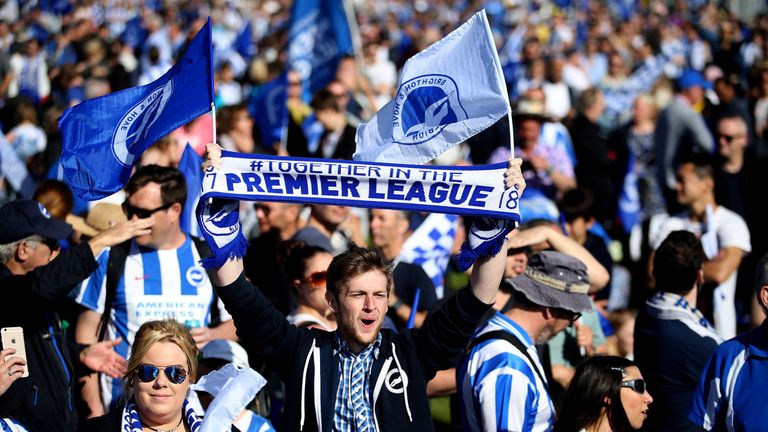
left=0, top=0, right=767, bottom=430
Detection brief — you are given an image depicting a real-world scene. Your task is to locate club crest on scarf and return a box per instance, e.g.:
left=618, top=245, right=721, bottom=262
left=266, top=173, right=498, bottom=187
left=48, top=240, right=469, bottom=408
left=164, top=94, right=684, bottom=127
left=200, top=199, right=240, bottom=239
left=392, top=74, right=468, bottom=145
left=112, top=80, right=174, bottom=167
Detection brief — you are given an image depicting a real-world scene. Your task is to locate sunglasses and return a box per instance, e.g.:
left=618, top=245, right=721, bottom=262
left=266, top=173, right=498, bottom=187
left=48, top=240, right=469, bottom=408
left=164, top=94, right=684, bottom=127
left=552, top=308, right=582, bottom=324
left=134, top=364, right=188, bottom=385
left=621, top=379, right=647, bottom=394
left=303, top=271, right=327, bottom=287
left=122, top=201, right=174, bottom=219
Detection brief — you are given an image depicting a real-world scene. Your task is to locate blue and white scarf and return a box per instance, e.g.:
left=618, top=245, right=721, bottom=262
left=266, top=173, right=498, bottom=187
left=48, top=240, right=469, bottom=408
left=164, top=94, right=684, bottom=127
left=121, top=398, right=202, bottom=432
left=0, top=418, right=28, bottom=432
left=196, top=151, right=521, bottom=268
left=646, top=292, right=722, bottom=343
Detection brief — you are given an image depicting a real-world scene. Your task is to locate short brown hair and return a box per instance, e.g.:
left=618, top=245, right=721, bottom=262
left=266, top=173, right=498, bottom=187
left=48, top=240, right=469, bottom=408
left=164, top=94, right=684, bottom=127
left=326, top=243, right=393, bottom=298
left=126, top=165, right=187, bottom=209
left=125, top=319, right=198, bottom=389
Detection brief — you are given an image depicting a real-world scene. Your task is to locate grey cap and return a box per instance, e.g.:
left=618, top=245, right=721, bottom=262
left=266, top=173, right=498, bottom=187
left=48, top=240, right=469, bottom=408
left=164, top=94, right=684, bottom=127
left=505, top=251, right=592, bottom=313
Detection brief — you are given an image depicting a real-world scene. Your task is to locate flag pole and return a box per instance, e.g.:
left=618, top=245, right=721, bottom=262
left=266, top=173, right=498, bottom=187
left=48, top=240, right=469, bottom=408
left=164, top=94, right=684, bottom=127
left=507, top=109, right=514, bottom=155
left=211, top=102, right=217, bottom=144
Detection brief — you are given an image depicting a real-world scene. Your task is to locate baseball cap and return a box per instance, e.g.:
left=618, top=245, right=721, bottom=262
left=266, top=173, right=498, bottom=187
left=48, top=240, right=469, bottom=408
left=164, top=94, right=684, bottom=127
left=200, top=339, right=250, bottom=370
left=0, top=199, right=72, bottom=244
left=678, top=70, right=712, bottom=91
left=505, top=251, right=592, bottom=313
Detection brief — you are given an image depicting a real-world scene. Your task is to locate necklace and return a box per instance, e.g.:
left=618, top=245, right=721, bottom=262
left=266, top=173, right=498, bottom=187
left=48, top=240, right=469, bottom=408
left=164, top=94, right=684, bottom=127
left=143, top=417, right=183, bottom=432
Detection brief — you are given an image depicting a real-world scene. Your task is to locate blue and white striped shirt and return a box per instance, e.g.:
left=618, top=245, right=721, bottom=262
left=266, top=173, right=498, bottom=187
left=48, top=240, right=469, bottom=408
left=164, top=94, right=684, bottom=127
left=458, top=312, right=554, bottom=432
left=688, top=322, right=768, bottom=432
left=75, top=236, right=231, bottom=409
left=333, top=333, right=381, bottom=432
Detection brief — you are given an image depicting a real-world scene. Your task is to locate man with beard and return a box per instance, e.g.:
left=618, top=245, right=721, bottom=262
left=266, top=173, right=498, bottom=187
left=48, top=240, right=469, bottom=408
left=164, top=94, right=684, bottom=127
left=457, top=251, right=593, bottom=431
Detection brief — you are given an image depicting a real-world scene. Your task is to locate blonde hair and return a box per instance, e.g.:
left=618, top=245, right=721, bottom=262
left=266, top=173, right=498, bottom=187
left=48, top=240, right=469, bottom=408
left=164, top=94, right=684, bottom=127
left=124, top=319, right=198, bottom=390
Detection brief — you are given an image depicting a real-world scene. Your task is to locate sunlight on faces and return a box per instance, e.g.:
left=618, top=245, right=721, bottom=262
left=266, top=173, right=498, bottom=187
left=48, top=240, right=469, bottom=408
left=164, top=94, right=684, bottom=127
left=327, top=271, right=389, bottom=353
left=369, top=209, right=408, bottom=249
left=504, top=250, right=528, bottom=278
left=127, top=183, right=179, bottom=248
left=299, top=252, right=334, bottom=316
left=21, top=238, right=60, bottom=272
left=133, top=342, right=190, bottom=426
left=619, top=366, right=653, bottom=429
left=674, top=164, right=710, bottom=206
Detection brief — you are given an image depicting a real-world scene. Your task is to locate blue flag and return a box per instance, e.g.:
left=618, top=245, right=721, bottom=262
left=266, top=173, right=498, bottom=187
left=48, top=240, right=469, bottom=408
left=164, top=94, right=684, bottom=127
left=59, top=19, right=215, bottom=200
left=179, top=144, right=203, bottom=238
left=249, top=74, right=288, bottom=150
left=287, top=0, right=354, bottom=98
left=617, top=151, right=640, bottom=234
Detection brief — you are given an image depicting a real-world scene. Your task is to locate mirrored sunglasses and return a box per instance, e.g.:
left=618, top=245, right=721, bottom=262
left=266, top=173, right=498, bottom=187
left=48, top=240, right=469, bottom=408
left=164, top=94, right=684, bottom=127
left=134, top=364, right=188, bottom=384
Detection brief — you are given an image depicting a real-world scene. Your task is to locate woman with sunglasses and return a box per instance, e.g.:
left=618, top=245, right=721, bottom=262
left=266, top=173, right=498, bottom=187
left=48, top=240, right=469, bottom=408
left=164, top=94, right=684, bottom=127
left=280, top=241, right=336, bottom=331
left=80, top=319, right=201, bottom=431
left=553, top=356, right=653, bottom=432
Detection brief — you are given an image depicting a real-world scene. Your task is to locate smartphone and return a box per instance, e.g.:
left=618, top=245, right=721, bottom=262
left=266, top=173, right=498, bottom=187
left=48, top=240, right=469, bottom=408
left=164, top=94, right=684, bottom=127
left=1, top=327, right=28, bottom=378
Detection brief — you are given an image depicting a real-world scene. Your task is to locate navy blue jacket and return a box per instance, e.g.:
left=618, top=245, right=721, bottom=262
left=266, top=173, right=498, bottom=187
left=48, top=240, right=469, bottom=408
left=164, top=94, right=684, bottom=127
left=218, top=272, right=491, bottom=431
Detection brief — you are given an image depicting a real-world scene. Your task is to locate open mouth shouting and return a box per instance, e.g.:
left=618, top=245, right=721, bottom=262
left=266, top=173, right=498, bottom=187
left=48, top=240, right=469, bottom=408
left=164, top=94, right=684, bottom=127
left=360, top=317, right=377, bottom=331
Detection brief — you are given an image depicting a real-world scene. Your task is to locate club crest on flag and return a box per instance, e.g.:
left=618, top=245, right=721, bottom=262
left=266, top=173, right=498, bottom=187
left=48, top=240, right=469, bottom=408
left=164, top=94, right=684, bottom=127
left=392, top=74, right=468, bottom=145
left=112, top=80, right=174, bottom=167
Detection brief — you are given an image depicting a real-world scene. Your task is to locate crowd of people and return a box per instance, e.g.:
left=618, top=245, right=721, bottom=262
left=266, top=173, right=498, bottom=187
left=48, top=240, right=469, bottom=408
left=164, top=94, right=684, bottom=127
left=0, top=0, right=767, bottom=431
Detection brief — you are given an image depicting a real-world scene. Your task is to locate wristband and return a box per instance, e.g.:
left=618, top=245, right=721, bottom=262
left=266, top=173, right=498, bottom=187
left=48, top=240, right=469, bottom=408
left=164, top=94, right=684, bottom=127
left=545, top=165, right=554, bottom=176
left=391, top=299, right=404, bottom=311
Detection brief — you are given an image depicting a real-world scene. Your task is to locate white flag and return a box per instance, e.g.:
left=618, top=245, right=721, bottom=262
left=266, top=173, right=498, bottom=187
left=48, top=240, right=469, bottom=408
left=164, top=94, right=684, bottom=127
left=354, top=9, right=510, bottom=164
left=354, top=10, right=510, bottom=164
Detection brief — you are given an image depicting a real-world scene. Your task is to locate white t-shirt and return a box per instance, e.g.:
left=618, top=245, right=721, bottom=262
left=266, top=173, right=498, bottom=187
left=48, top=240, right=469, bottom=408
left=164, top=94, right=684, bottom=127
left=649, top=205, right=751, bottom=339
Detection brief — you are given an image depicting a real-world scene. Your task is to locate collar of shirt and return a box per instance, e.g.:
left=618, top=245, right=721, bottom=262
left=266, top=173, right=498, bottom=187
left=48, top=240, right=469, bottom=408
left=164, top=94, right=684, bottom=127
left=334, top=332, right=382, bottom=360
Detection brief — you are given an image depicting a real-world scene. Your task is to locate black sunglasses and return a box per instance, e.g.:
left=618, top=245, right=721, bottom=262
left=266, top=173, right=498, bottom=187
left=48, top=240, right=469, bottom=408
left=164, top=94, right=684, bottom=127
left=134, top=364, right=188, bottom=384
left=122, top=201, right=174, bottom=219
left=621, top=378, right=647, bottom=394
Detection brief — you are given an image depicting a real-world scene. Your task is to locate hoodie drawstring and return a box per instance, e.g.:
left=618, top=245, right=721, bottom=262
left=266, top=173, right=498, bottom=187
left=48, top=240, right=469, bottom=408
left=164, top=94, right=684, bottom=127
left=391, top=343, right=413, bottom=422
left=299, top=338, right=317, bottom=431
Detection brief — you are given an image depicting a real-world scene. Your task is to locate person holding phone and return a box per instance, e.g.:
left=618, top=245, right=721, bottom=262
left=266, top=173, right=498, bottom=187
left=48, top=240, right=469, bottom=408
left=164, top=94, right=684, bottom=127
left=0, top=199, right=154, bottom=432
left=0, top=348, right=25, bottom=395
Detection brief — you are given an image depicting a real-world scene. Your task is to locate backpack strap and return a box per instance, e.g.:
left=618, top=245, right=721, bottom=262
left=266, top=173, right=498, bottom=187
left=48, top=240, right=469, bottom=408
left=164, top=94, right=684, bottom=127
left=191, top=235, right=221, bottom=326
left=466, top=330, right=550, bottom=396
left=98, top=239, right=132, bottom=342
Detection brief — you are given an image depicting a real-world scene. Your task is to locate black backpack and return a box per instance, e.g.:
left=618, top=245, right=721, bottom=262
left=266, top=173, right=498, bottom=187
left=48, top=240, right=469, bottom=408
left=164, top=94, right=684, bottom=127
left=97, top=236, right=219, bottom=341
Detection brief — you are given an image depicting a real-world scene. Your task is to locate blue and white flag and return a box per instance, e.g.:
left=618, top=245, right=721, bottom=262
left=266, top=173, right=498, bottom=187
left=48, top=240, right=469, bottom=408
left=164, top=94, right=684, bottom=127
left=617, top=151, right=640, bottom=234
left=288, top=0, right=354, bottom=98
left=398, top=213, right=458, bottom=299
left=249, top=74, right=288, bottom=150
left=179, top=144, right=203, bottom=238
left=354, top=10, right=510, bottom=165
left=59, top=18, right=215, bottom=200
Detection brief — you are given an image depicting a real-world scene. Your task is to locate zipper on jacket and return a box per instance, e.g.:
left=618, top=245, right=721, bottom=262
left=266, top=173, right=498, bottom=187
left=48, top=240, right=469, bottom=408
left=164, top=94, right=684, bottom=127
left=44, top=312, right=71, bottom=385
left=31, top=384, right=38, bottom=407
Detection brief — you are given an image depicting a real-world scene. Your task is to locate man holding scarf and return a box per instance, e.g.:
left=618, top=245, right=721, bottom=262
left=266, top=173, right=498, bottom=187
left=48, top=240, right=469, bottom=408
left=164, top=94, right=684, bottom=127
left=201, top=143, right=525, bottom=431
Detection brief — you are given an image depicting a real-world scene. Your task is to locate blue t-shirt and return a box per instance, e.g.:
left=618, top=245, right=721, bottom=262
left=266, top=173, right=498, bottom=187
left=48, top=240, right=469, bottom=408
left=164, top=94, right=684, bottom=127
left=688, top=321, right=768, bottom=431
